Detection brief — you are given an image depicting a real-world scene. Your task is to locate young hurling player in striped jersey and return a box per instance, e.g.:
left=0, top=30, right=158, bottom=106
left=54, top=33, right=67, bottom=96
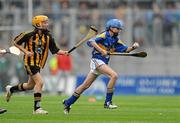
left=5, top=15, right=68, bottom=114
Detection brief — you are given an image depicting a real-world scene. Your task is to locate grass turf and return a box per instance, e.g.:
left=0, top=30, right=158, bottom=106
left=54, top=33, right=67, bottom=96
left=0, top=95, right=180, bottom=123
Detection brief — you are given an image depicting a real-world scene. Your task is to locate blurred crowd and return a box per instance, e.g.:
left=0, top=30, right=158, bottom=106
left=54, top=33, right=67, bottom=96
left=0, top=0, right=179, bottom=47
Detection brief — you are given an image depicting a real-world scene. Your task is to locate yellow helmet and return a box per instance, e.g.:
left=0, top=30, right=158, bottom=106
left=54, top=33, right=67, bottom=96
left=32, top=15, right=48, bottom=29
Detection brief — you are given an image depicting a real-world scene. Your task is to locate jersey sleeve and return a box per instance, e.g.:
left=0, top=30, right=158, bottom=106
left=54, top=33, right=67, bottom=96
left=114, top=39, right=128, bottom=52
left=86, top=32, right=106, bottom=47
left=86, top=37, right=95, bottom=47
left=14, top=32, right=28, bottom=45
left=94, top=32, right=106, bottom=43
left=49, top=36, right=60, bottom=54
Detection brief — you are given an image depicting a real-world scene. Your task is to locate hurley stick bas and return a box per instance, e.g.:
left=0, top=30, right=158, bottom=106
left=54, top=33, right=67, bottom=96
left=0, top=46, right=21, bottom=56
left=108, top=51, right=147, bottom=58
left=68, top=25, right=98, bottom=53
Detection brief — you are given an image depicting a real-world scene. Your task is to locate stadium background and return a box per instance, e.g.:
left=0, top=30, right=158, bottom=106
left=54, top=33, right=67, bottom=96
left=0, top=0, right=179, bottom=95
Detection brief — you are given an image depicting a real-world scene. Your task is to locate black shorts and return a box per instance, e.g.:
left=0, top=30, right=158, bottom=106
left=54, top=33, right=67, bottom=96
left=25, top=65, right=41, bottom=75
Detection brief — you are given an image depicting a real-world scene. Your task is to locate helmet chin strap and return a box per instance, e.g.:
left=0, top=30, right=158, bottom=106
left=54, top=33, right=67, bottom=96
left=35, top=26, right=48, bottom=31
left=35, top=23, right=48, bottom=30
left=109, top=28, right=118, bottom=37
left=35, top=28, right=48, bottom=35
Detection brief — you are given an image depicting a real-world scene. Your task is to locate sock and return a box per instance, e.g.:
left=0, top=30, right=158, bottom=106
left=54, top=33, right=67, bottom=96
left=10, top=83, right=25, bottom=93
left=65, top=92, right=80, bottom=106
left=105, top=88, right=114, bottom=105
left=34, top=93, right=41, bottom=111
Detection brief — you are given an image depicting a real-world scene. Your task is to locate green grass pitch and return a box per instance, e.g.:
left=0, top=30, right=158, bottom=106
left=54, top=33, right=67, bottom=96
left=0, top=94, right=180, bottom=123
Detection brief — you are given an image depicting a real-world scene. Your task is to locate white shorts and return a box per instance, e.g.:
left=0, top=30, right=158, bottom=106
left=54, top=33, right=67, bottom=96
left=90, top=58, right=105, bottom=75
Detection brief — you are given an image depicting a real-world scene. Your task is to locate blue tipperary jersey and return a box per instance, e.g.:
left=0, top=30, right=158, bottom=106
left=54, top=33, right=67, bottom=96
left=87, top=31, right=128, bottom=64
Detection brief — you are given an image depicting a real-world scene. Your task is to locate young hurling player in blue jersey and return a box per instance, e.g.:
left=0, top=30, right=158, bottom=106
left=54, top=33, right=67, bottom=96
left=63, top=19, right=140, bottom=114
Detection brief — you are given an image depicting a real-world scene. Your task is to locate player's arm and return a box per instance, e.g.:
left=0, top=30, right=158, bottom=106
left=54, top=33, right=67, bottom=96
left=14, top=32, right=33, bottom=56
left=116, top=40, right=139, bottom=53
left=49, top=36, right=68, bottom=55
left=56, top=49, right=68, bottom=55
left=14, top=43, right=33, bottom=56
left=125, top=42, right=139, bottom=53
left=88, top=32, right=108, bottom=56
left=89, top=38, right=108, bottom=56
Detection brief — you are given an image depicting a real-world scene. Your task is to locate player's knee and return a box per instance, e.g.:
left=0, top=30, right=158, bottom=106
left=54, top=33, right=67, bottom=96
left=111, top=72, right=118, bottom=80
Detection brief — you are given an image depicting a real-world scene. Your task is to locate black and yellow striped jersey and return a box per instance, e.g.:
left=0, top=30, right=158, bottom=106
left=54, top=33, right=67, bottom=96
left=14, top=29, right=60, bottom=68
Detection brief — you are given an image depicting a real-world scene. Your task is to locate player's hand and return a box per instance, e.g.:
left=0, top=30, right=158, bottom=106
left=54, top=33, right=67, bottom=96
left=25, top=51, right=33, bottom=57
left=58, top=50, right=69, bottom=55
left=132, top=42, right=139, bottom=49
left=101, top=49, right=108, bottom=56
left=64, top=51, right=69, bottom=55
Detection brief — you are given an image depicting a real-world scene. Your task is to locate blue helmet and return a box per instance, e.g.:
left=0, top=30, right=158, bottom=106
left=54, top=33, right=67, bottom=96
left=105, top=19, right=123, bottom=30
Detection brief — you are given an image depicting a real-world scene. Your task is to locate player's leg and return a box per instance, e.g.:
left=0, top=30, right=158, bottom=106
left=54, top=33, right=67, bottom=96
left=6, top=76, right=35, bottom=102
left=97, top=64, right=118, bottom=109
left=63, top=72, right=98, bottom=114
left=76, top=72, right=98, bottom=94
left=31, top=73, right=48, bottom=114
left=63, top=58, right=102, bottom=114
left=0, top=108, right=7, bottom=114
left=5, top=65, right=37, bottom=102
